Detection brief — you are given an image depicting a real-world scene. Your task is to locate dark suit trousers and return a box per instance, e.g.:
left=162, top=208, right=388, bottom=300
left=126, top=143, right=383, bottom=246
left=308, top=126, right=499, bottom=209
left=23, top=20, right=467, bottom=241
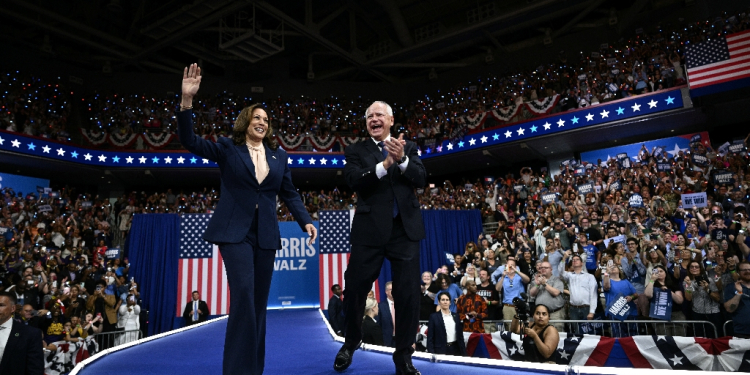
left=219, top=213, right=276, bottom=375
left=343, top=217, right=420, bottom=365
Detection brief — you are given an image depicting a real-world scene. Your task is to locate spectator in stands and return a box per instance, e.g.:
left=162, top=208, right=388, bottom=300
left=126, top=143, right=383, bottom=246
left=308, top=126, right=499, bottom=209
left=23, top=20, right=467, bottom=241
left=427, top=291, right=466, bottom=356
left=476, top=269, right=500, bottom=332
left=529, top=261, right=565, bottom=330
left=433, top=274, right=462, bottom=314
left=86, top=280, right=117, bottom=342
left=560, top=254, right=598, bottom=331
left=115, top=294, right=140, bottom=345
left=684, top=260, right=721, bottom=338
left=602, top=260, right=638, bottom=337
left=645, top=264, right=685, bottom=335
left=496, top=258, right=527, bottom=327
left=39, top=304, right=66, bottom=344
left=361, top=298, right=383, bottom=346
left=725, top=261, right=750, bottom=338
left=328, top=284, right=344, bottom=336
left=456, top=280, right=487, bottom=333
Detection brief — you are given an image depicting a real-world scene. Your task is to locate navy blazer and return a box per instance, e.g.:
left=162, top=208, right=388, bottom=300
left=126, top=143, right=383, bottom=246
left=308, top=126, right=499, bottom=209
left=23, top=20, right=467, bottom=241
left=176, top=110, right=312, bottom=247
left=427, top=311, right=467, bottom=356
left=0, top=320, right=44, bottom=375
left=343, top=138, right=426, bottom=246
left=377, top=300, right=394, bottom=347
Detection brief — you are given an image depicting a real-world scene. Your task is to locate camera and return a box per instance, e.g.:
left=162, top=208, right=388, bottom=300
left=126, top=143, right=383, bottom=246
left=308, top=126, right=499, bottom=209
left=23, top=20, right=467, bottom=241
left=513, top=293, right=530, bottom=322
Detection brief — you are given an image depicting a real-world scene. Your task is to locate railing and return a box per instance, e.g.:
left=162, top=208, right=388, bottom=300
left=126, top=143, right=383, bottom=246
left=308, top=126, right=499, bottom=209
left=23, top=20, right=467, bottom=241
left=90, top=329, right=143, bottom=350
left=724, top=320, right=733, bottom=337
left=420, top=319, right=719, bottom=338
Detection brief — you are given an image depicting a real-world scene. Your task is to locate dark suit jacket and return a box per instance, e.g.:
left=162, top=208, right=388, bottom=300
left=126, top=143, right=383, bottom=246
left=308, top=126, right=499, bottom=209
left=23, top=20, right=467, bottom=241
left=377, top=300, right=394, bottom=347
left=0, top=320, right=44, bottom=375
left=343, top=138, right=426, bottom=246
left=177, top=110, right=312, bottom=247
left=427, top=312, right=467, bottom=356
left=327, top=295, right=344, bottom=334
left=182, top=300, right=210, bottom=325
left=362, top=315, right=384, bottom=345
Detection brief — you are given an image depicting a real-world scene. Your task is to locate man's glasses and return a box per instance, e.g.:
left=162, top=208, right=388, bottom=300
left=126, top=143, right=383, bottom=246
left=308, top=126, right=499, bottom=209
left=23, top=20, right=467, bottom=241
left=740, top=269, right=750, bottom=273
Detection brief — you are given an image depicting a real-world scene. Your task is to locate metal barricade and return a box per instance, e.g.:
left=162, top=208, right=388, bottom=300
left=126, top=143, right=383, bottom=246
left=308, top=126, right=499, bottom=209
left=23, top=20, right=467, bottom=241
left=90, top=329, right=143, bottom=350
left=724, top=320, right=733, bottom=337
left=419, top=319, right=718, bottom=338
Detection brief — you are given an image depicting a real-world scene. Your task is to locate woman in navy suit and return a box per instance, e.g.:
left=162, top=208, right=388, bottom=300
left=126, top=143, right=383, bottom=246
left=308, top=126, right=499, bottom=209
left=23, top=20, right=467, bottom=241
left=177, top=63, right=317, bottom=375
left=427, top=292, right=467, bottom=356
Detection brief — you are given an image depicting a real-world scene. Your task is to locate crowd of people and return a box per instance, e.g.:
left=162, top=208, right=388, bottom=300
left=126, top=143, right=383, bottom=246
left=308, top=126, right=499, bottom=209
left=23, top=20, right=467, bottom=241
left=3, top=11, right=748, bottom=152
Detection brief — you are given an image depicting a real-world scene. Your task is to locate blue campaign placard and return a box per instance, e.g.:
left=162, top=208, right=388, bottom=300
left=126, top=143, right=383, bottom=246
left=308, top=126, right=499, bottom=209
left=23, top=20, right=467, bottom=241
left=268, top=221, right=320, bottom=308
left=649, top=288, right=673, bottom=320
left=607, top=295, right=632, bottom=322
left=577, top=183, right=593, bottom=194
left=628, top=193, right=644, bottom=208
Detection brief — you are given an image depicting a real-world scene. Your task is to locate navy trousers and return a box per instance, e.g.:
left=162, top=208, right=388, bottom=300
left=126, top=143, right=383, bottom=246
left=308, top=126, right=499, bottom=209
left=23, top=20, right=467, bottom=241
left=219, top=216, right=276, bottom=375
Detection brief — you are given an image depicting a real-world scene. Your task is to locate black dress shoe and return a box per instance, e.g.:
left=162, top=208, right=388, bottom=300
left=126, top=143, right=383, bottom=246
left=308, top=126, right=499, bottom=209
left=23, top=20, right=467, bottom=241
left=395, top=363, right=421, bottom=375
left=333, top=344, right=357, bottom=372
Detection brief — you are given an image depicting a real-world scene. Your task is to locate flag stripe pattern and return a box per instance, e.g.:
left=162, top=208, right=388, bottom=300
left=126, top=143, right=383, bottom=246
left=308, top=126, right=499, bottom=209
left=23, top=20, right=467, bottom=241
left=686, top=30, right=750, bottom=89
left=177, top=214, right=230, bottom=316
left=319, top=210, right=353, bottom=307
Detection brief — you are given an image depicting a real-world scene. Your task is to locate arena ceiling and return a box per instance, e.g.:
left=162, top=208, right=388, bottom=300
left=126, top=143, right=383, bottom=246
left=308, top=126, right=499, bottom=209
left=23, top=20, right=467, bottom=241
left=0, top=0, right=680, bottom=83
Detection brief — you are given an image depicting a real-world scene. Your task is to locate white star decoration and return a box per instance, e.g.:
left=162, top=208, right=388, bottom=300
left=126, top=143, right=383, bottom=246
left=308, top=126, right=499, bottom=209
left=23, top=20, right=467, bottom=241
left=308, top=157, right=316, bottom=164
left=480, top=135, right=488, bottom=143
left=42, top=145, right=51, bottom=153
left=543, top=122, right=551, bottom=130
left=84, top=153, right=92, bottom=160
left=202, top=158, right=209, bottom=164
left=557, top=119, right=565, bottom=127
left=11, top=139, right=20, bottom=148
left=632, top=103, right=641, bottom=111
left=0, top=136, right=4, bottom=145
left=648, top=99, right=658, bottom=108
left=56, top=148, right=65, bottom=156
left=669, top=355, right=683, bottom=366
left=559, top=350, right=570, bottom=360
left=447, top=143, right=453, bottom=150
left=164, top=156, right=173, bottom=164
left=585, top=113, right=594, bottom=121
left=469, top=138, right=476, bottom=146
left=288, top=157, right=293, bottom=164
left=504, top=130, right=512, bottom=138
left=600, top=110, right=609, bottom=118
left=667, top=143, right=687, bottom=157
left=320, top=158, right=327, bottom=165
left=98, top=155, right=107, bottom=162
left=177, top=157, right=185, bottom=164
left=139, top=156, right=147, bottom=163
left=126, top=156, right=134, bottom=163
left=517, top=127, right=525, bottom=135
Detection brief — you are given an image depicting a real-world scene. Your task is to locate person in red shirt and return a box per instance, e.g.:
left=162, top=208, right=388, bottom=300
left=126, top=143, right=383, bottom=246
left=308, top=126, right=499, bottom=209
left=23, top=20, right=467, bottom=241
left=456, top=280, right=487, bottom=333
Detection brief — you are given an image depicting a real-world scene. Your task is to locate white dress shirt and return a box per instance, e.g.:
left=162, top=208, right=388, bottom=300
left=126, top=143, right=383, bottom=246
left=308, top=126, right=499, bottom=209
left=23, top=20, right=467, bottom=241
left=441, top=312, right=456, bottom=343
left=0, top=317, right=13, bottom=364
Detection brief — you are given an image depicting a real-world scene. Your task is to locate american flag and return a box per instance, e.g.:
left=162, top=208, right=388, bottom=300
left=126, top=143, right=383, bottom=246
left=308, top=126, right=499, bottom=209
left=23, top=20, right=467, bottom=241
left=685, top=30, right=750, bottom=90
left=176, top=214, right=230, bottom=316
left=318, top=209, right=381, bottom=307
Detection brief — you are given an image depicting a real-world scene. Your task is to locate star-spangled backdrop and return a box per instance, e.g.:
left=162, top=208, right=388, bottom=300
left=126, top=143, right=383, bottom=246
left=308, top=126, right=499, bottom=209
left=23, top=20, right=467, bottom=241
left=0, top=87, right=684, bottom=168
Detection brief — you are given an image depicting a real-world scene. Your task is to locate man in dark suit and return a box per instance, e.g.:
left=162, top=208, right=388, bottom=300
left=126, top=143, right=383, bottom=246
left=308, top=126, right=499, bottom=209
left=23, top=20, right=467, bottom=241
left=327, top=284, right=345, bottom=336
left=182, top=291, right=210, bottom=326
left=377, top=281, right=395, bottom=347
left=334, top=101, right=426, bottom=375
left=0, top=291, right=43, bottom=375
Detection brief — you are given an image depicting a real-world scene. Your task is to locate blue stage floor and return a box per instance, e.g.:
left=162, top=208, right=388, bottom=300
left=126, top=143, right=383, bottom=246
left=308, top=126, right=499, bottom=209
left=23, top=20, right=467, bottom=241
left=77, top=309, right=560, bottom=375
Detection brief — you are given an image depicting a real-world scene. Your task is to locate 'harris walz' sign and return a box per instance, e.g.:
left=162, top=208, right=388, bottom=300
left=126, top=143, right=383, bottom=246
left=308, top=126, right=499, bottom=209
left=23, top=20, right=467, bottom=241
left=729, top=140, right=747, bottom=154
left=541, top=193, right=558, bottom=205
left=577, top=183, right=593, bottom=195
left=656, top=162, right=672, bottom=172
left=691, top=153, right=708, bottom=167
left=714, top=170, right=734, bottom=185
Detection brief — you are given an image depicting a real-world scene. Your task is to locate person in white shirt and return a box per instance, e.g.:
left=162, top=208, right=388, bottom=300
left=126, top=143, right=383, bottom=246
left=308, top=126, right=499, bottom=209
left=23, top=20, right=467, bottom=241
left=559, top=255, right=598, bottom=333
left=0, top=291, right=44, bottom=375
left=427, top=292, right=466, bottom=356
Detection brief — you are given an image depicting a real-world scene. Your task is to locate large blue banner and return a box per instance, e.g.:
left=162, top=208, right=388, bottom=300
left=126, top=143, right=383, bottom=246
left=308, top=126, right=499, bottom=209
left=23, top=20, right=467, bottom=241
left=0, top=172, right=49, bottom=196
left=268, top=221, right=320, bottom=308
left=580, top=131, right=711, bottom=165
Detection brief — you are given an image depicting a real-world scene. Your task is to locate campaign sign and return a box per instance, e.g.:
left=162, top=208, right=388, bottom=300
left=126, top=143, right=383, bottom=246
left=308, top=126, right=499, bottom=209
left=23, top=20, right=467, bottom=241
left=609, top=180, right=622, bottom=191
left=603, top=235, right=627, bottom=248
left=268, top=221, right=320, bottom=308
left=608, top=295, right=632, bottom=322
left=541, top=193, right=558, bottom=205
left=514, top=184, right=524, bottom=192
left=649, top=288, right=673, bottom=321
left=729, top=140, right=747, bottom=154
left=574, top=167, right=586, bottom=176
left=691, top=153, right=708, bottom=167
left=105, top=247, right=121, bottom=260
left=681, top=192, right=707, bottom=208
left=38, top=205, right=53, bottom=212
left=714, top=170, right=734, bottom=185
left=628, top=193, right=644, bottom=208
left=619, top=158, right=631, bottom=169
left=656, top=162, right=672, bottom=171
left=617, top=153, right=628, bottom=161
left=577, top=183, right=594, bottom=195
left=81, top=201, right=93, bottom=208
left=690, top=133, right=702, bottom=145
left=430, top=188, right=439, bottom=195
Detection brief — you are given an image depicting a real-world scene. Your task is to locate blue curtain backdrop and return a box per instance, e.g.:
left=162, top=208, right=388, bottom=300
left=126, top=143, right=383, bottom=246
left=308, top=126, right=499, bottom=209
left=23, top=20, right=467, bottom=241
left=378, top=210, right=483, bottom=298
left=128, top=214, right=180, bottom=336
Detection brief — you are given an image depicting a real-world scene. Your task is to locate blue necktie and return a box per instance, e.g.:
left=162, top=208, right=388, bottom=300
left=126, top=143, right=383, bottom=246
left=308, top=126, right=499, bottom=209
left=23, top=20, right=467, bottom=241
left=193, top=301, right=198, bottom=321
left=378, top=141, right=399, bottom=218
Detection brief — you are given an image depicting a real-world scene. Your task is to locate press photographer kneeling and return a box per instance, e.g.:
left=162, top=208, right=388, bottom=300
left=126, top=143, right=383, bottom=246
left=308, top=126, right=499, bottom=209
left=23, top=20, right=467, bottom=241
left=510, top=295, right=560, bottom=363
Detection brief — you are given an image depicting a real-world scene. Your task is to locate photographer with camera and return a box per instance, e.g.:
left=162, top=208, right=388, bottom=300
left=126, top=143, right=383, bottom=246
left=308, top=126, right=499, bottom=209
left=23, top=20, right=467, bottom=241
left=495, top=258, right=529, bottom=330
left=510, top=303, right=560, bottom=363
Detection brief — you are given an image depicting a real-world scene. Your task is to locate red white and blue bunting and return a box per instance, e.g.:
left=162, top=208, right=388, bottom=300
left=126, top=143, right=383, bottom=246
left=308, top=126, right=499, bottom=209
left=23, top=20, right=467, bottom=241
left=339, top=136, right=363, bottom=147
left=109, top=132, right=139, bottom=148
left=80, top=129, right=107, bottom=145
left=489, top=103, right=521, bottom=122
left=142, top=132, right=175, bottom=149
left=276, top=133, right=306, bottom=150
left=460, top=112, right=488, bottom=130
left=526, top=94, right=560, bottom=114
left=309, top=134, right=338, bottom=151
